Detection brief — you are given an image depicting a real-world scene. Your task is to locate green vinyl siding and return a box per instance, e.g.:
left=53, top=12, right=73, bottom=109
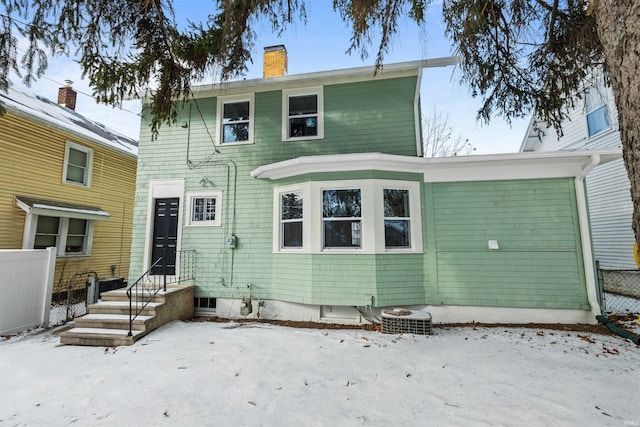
left=426, top=178, right=589, bottom=309
left=131, top=76, right=420, bottom=292
left=374, top=254, right=426, bottom=306
left=130, top=72, right=591, bottom=313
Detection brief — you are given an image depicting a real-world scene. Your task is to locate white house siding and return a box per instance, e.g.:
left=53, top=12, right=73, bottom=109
left=536, top=87, right=632, bottom=271
left=522, top=78, right=634, bottom=271
left=587, top=160, right=634, bottom=270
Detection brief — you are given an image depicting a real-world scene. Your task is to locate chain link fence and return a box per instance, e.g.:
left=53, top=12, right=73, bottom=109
left=597, top=264, right=640, bottom=334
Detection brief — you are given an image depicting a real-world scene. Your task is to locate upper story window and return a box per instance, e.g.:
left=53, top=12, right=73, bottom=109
left=216, top=94, right=254, bottom=145
left=63, top=141, right=93, bottom=187
left=187, top=191, right=222, bottom=226
left=585, top=82, right=611, bottom=138
left=282, top=87, right=324, bottom=141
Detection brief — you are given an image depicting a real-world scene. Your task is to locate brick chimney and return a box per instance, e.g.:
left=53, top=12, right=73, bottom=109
left=263, top=45, right=288, bottom=78
left=57, top=80, right=77, bottom=110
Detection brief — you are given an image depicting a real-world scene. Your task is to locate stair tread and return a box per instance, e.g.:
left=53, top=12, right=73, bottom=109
left=103, top=287, right=182, bottom=295
left=63, top=328, right=144, bottom=336
left=92, top=301, right=162, bottom=307
left=81, top=314, right=153, bottom=321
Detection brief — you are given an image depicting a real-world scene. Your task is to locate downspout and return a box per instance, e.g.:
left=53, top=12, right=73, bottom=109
left=414, top=67, right=424, bottom=157
left=575, top=154, right=601, bottom=319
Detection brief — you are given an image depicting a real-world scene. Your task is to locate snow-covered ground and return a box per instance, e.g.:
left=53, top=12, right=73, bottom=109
left=1, top=320, right=639, bottom=426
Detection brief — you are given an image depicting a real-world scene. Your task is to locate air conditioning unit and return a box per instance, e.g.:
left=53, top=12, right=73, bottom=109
left=381, top=308, right=432, bottom=335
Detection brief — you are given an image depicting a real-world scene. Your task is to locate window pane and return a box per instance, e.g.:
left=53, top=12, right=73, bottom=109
left=192, top=197, right=217, bottom=222
left=68, top=218, right=87, bottom=235
left=68, top=148, right=87, bottom=167
left=282, top=221, right=303, bottom=248
left=384, top=189, right=409, bottom=217
left=281, top=192, right=303, bottom=220
left=323, top=189, right=361, bottom=218
left=223, top=101, right=249, bottom=122
left=204, top=198, right=216, bottom=221
left=223, top=123, right=249, bottom=142
left=587, top=105, right=610, bottom=137
left=36, top=216, right=60, bottom=234
left=193, top=198, right=205, bottom=221
left=35, top=216, right=59, bottom=249
left=66, top=219, right=87, bottom=253
left=66, top=164, right=85, bottom=183
left=34, top=235, right=57, bottom=249
left=324, top=220, right=361, bottom=248
left=289, top=95, right=317, bottom=116
left=385, top=220, right=410, bottom=248
left=65, top=236, right=85, bottom=253
left=289, top=117, right=317, bottom=137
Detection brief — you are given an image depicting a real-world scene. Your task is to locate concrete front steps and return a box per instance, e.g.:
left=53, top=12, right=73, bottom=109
left=59, top=284, right=195, bottom=347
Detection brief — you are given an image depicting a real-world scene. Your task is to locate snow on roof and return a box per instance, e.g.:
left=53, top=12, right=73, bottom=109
left=0, top=85, right=138, bottom=157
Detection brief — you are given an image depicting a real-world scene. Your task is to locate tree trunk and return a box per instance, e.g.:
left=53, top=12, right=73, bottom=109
left=591, top=1, right=640, bottom=247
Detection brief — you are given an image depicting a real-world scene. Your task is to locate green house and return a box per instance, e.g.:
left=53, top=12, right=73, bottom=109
left=130, top=47, right=620, bottom=325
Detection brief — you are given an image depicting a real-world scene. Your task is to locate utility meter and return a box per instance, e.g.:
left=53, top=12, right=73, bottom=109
left=225, top=235, right=237, bottom=249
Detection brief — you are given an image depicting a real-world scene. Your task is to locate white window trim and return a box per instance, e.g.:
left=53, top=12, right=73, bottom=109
left=272, top=179, right=422, bottom=254
left=585, top=104, right=612, bottom=139
left=62, top=141, right=93, bottom=187
left=144, top=179, right=184, bottom=275
left=282, top=86, right=324, bottom=141
left=23, top=214, right=94, bottom=257
left=216, top=93, right=255, bottom=146
left=583, top=75, right=613, bottom=140
left=273, top=184, right=311, bottom=253
left=186, top=191, right=222, bottom=227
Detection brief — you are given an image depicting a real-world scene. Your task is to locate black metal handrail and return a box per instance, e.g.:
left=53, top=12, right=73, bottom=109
left=126, top=257, right=165, bottom=337
left=126, top=249, right=197, bottom=336
left=177, top=249, right=196, bottom=282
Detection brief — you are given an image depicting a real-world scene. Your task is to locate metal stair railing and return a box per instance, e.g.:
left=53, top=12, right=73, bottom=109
left=126, top=249, right=196, bottom=337
left=126, top=257, right=165, bottom=337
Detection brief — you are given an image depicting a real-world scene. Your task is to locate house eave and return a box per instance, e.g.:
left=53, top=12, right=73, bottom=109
left=186, top=57, right=460, bottom=97
left=250, top=149, right=623, bottom=182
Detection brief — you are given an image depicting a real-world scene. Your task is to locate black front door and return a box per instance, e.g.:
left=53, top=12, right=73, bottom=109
left=151, top=198, right=179, bottom=275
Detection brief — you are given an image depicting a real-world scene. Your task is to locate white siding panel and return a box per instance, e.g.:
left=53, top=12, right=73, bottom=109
left=586, top=160, right=635, bottom=270
left=528, top=77, right=630, bottom=270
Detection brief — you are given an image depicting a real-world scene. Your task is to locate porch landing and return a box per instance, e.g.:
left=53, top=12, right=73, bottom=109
left=59, top=284, right=195, bottom=346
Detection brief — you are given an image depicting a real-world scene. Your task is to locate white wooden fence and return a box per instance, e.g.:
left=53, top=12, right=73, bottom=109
left=0, top=248, right=56, bottom=335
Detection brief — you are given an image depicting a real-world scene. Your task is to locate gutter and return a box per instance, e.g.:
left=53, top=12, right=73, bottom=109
left=574, top=153, right=602, bottom=318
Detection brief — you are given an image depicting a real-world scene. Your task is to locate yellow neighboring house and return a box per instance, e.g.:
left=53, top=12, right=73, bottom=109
left=0, top=84, right=138, bottom=294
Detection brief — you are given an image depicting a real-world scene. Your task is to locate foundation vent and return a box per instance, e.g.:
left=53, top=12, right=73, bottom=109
left=381, top=308, right=432, bottom=335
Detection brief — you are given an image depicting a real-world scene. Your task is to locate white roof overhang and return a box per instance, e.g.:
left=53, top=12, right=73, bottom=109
left=250, top=149, right=622, bottom=182
left=15, top=196, right=110, bottom=220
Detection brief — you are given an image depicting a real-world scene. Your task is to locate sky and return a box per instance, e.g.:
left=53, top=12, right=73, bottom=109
left=7, top=1, right=530, bottom=154
left=1, top=319, right=639, bottom=426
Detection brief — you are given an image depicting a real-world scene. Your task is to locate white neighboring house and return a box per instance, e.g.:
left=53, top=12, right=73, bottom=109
left=520, top=69, right=637, bottom=294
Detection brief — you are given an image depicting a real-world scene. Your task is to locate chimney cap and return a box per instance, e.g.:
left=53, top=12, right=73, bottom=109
left=264, top=45, right=287, bottom=53
left=64, top=79, right=73, bottom=87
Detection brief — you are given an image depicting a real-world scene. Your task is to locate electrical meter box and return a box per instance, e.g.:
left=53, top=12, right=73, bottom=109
left=225, top=235, right=237, bottom=249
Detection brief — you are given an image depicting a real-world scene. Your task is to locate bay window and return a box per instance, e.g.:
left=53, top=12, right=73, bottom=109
left=383, top=189, right=411, bottom=248
left=322, top=189, right=362, bottom=248
left=281, top=191, right=303, bottom=248
left=272, top=180, right=421, bottom=254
